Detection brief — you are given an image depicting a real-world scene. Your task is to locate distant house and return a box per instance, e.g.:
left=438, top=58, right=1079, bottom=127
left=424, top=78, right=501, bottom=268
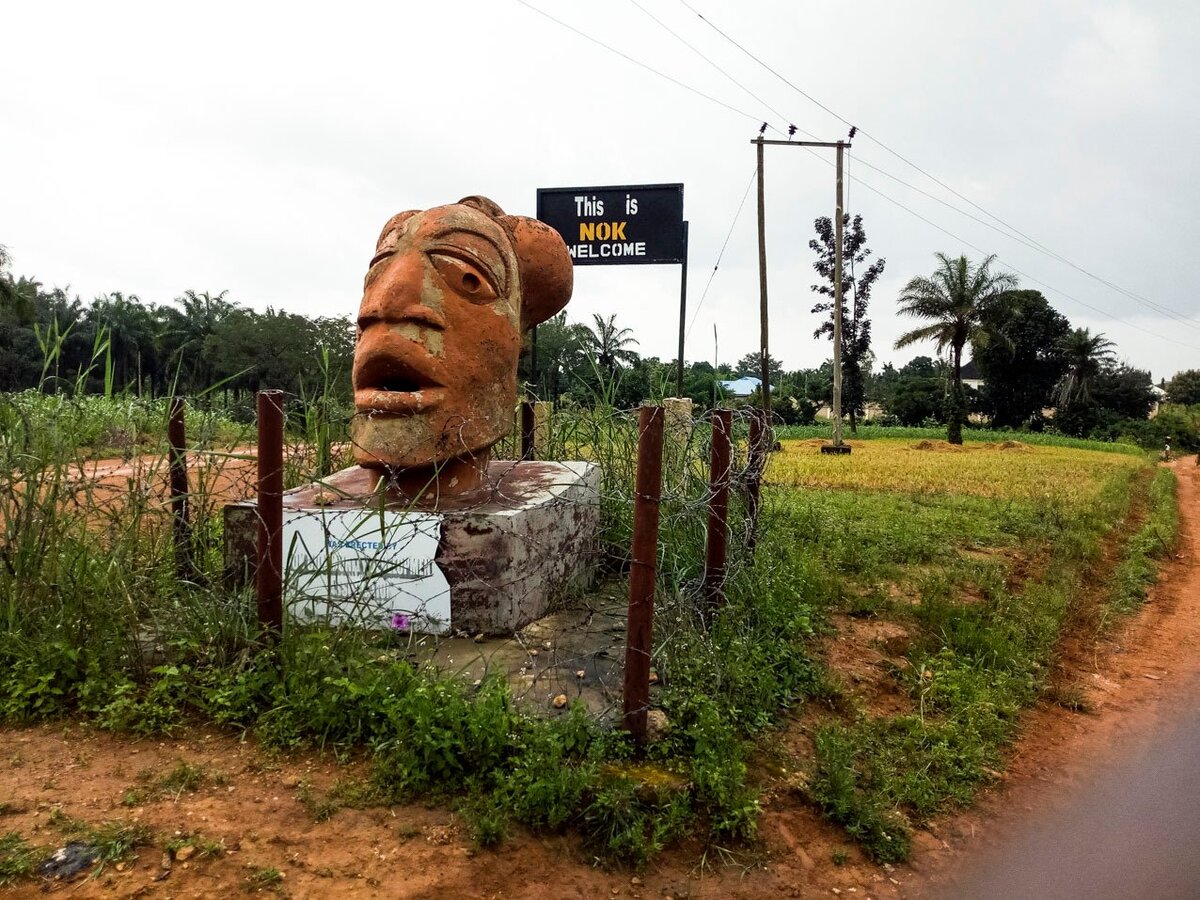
left=960, top=359, right=984, bottom=391
left=717, top=376, right=762, bottom=398
left=816, top=401, right=885, bottom=421
left=1150, top=384, right=1168, bottom=419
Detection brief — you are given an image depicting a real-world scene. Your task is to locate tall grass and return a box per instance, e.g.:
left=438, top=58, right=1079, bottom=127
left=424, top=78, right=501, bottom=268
left=0, top=346, right=783, bottom=864
left=0, top=335, right=1176, bottom=871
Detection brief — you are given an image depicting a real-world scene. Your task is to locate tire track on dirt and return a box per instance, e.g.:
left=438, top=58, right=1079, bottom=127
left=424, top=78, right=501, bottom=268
left=906, top=456, right=1200, bottom=897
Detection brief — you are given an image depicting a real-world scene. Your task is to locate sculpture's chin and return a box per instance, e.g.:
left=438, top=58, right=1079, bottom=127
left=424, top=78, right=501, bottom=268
left=349, top=409, right=502, bottom=474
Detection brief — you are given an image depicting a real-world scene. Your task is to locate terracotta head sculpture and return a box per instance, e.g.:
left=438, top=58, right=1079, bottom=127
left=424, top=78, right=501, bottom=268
left=350, top=196, right=573, bottom=495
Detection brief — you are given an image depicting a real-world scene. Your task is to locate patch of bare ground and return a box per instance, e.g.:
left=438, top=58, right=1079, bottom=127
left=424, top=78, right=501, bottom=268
left=2, top=460, right=1197, bottom=898
left=821, top=615, right=915, bottom=719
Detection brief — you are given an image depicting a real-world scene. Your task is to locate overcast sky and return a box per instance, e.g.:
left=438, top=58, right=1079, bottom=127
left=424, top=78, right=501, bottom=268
left=3, top=0, right=1198, bottom=381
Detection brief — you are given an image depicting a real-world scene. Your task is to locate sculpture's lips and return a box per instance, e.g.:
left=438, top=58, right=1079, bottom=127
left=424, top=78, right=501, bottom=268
left=353, top=342, right=446, bottom=415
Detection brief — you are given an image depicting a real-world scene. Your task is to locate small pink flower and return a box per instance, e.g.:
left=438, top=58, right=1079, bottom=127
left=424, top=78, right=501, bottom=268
left=390, top=613, right=411, bottom=632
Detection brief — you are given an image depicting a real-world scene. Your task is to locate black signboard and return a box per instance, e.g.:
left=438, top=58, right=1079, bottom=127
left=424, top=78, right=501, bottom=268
left=536, top=183, right=685, bottom=265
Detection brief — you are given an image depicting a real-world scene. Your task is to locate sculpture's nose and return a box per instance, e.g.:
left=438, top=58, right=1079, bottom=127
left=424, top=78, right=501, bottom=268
left=357, top=254, right=447, bottom=333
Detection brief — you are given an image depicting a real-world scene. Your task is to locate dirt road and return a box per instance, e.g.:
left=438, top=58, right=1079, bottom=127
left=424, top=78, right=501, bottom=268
left=1, top=458, right=1198, bottom=897
left=915, top=455, right=1200, bottom=898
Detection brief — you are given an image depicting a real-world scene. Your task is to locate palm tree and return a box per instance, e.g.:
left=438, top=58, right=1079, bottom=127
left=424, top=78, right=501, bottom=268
left=87, top=292, right=158, bottom=392
left=158, top=289, right=235, bottom=393
left=894, top=253, right=1018, bottom=444
left=0, top=248, right=39, bottom=327
left=0, top=245, right=14, bottom=316
left=581, top=312, right=639, bottom=378
left=5, top=276, right=41, bottom=327
left=1056, top=327, right=1115, bottom=408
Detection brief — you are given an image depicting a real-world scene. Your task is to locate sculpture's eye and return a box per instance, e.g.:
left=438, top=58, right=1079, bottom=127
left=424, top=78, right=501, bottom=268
left=428, top=251, right=499, bottom=304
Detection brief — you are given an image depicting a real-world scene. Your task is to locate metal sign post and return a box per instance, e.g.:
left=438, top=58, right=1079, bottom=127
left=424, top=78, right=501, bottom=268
left=675, top=220, right=689, bottom=398
left=537, top=183, right=690, bottom=398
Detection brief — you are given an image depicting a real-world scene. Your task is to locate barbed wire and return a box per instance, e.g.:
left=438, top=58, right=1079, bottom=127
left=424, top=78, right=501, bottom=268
left=1, top=391, right=773, bottom=723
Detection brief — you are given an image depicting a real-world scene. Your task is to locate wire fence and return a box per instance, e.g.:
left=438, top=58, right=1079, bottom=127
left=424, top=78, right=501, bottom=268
left=0, top=388, right=769, bottom=738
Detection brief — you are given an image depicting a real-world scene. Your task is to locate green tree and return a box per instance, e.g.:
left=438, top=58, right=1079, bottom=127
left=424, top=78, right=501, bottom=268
left=0, top=247, right=39, bottom=327
left=733, top=351, right=783, bottom=384
left=581, top=313, right=638, bottom=379
left=527, top=311, right=587, bottom=401
left=0, top=248, right=30, bottom=326
left=681, top=360, right=720, bottom=408
left=975, top=290, right=1070, bottom=429
left=202, top=307, right=355, bottom=403
left=1092, top=365, right=1154, bottom=420
left=810, top=213, right=886, bottom=433
left=159, top=289, right=237, bottom=394
left=86, top=292, right=159, bottom=393
left=894, top=253, right=1017, bottom=444
left=877, top=356, right=946, bottom=426
left=1166, top=369, right=1200, bottom=406
left=1055, top=328, right=1116, bottom=408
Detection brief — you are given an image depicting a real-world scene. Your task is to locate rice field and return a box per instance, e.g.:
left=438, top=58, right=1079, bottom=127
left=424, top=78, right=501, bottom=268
left=769, top=437, right=1145, bottom=503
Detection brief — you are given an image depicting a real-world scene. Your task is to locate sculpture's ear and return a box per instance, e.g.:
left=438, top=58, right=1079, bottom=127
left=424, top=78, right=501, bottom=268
left=502, top=215, right=574, bottom=330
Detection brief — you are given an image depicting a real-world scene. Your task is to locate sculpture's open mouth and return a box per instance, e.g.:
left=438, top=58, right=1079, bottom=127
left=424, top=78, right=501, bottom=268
left=353, top=346, right=446, bottom=415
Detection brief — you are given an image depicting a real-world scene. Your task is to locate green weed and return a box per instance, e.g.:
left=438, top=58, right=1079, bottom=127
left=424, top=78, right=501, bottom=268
left=88, top=820, right=154, bottom=865
left=165, top=833, right=224, bottom=859
left=1111, top=468, right=1178, bottom=612
left=0, top=832, right=38, bottom=886
left=247, top=866, right=284, bottom=890
left=296, top=778, right=382, bottom=823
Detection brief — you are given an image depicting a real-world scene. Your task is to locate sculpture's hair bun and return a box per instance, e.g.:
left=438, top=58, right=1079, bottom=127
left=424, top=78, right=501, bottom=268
left=501, top=216, right=573, bottom=330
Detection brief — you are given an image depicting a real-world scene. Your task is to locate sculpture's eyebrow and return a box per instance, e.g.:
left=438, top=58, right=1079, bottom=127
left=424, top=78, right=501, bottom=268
left=426, top=227, right=511, bottom=294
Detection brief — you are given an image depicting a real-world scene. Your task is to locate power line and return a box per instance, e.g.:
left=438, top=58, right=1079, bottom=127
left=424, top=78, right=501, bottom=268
left=783, top=140, right=1200, bottom=349
left=674, top=0, right=1200, bottom=331
left=850, top=155, right=1200, bottom=331
left=844, top=170, right=1200, bottom=352
left=627, top=0, right=816, bottom=141
left=513, top=0, right=777, bottom=128
left=785, top=138, right=1200, bottom=350
left=517, top=0, right=1200, bottom=351
left=677, top=0, right=852, bottom=130
left=686, top=167, right=757, bottom=340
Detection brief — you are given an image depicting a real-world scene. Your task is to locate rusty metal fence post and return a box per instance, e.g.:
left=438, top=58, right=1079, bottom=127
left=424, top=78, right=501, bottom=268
left=256, top=390, right=285, bottom=635
left=623, top=405, right=664, bottom=744
left=703, top=409, right=733, bottom=611
left=746, top=409, right=765, bottom=553
left=167, top=397, right=193, bottom=582
left=520, top=400, right=535, bottom=461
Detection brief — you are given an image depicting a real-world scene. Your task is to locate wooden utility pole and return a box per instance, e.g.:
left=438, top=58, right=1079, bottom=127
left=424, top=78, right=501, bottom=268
left=750, top=136, right=852, bottom=456
left=755, top=139, right=770, bottom=415
left=830, top=142, right=847, bottom=451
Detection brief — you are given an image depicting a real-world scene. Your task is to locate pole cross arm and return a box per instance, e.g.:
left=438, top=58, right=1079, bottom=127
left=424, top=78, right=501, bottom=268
left=751, top=139, right=852, bottom=149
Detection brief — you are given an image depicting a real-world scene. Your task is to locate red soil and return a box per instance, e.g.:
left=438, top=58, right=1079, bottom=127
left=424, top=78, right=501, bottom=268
left=2, top=458, right=1197, bottom=898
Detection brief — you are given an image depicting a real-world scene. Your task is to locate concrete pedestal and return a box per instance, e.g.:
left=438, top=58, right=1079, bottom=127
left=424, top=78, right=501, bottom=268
left=225, top=460, right=601, bottom=635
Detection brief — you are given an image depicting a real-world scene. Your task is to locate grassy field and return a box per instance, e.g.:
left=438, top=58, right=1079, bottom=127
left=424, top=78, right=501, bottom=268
left=775, top=423, right=1147, bottom=455
left=769, top=436, right=1143, bottom=501
left=0, top=402, right=1178, bottom=877
left=756, top=436, right=1167, bottom=860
